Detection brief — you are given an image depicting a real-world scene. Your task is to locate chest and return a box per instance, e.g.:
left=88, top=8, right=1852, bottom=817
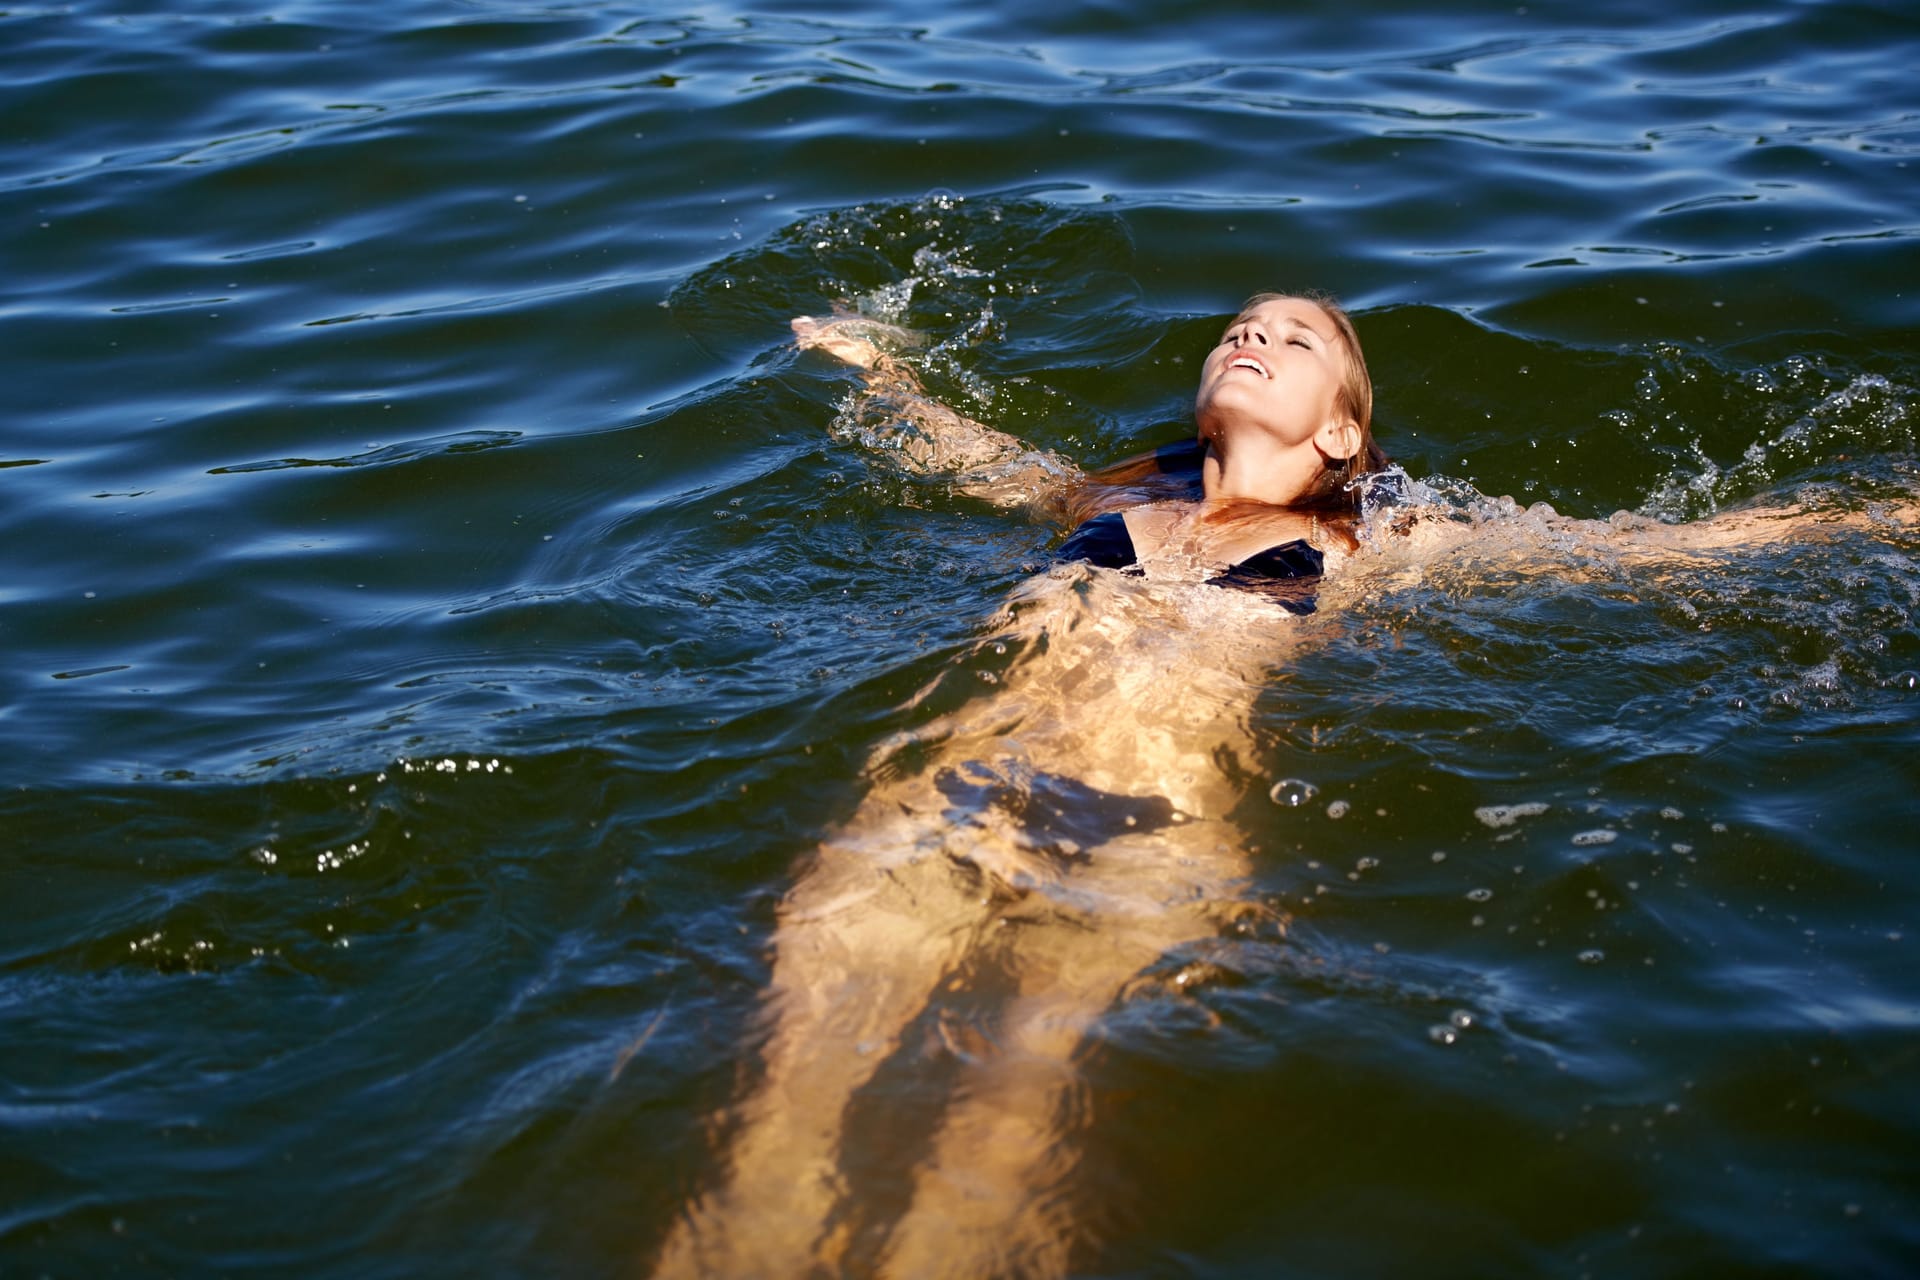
left=1121, top=504, right=1323, bottom=570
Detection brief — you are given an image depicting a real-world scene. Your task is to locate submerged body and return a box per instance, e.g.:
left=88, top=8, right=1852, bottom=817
left=657, top=559, right=1307, bottom=1278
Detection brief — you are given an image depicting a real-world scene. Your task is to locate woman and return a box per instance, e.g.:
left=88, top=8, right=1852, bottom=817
left=653, top=295, right=1913, bottom=1279
left=793, top=292, right=1388, bottom=591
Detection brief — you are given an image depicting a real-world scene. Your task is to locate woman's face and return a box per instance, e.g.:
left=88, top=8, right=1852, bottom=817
left=1194, top=296, right=1350, bottom=452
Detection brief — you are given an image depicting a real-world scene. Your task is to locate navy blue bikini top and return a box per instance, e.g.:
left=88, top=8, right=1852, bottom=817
left=1057, top=510, right=1324, bottom=615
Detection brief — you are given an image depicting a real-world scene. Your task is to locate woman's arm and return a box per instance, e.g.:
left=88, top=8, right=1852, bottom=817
left=792, top=313, right=1080, bottom=509
left=1605, top=490, right=1920, bottom=556
left=1377, top=485, right=1919, bottom=584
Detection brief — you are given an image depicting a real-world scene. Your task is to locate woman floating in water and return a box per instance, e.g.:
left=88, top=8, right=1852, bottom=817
left=797, top=292, right=1389, bottom=599
left=653, top=294, right=1915, bottom=1279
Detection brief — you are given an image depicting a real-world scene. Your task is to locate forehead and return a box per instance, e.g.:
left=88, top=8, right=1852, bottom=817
left=1232, top=296, right=1338, bottom=338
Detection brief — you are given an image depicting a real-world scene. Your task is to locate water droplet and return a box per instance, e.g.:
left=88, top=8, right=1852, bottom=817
left=1269, top=778, right=1318, bottom=807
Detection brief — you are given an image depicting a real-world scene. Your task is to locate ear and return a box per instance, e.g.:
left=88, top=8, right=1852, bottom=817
left=1315, top=415, right=1362, bottom=462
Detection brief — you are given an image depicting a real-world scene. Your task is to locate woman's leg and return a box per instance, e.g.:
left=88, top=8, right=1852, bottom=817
left=879, top=821, right=1249, bottom=1280
left=652, top=809, right=987, bottom=1277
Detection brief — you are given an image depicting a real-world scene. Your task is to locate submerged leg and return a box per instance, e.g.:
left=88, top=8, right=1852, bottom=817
left=651, top=819, right=988, bottom=1278
left=880, top=822, right=1249, bottom=1280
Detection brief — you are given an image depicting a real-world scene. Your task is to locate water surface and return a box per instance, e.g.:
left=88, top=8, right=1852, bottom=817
left=4, top=1, right=1918, bottom=1276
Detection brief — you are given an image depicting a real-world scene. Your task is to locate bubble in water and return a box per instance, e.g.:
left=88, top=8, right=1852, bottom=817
left=1571, top=829, right=1617, bottom=847
left=1269, top=778, right=1318, bottom=807
left=1449, top=1009, right=1475, bottom=1030
left=1467, top=887, right=1493, bottom=903
left=1578, top=949, right=1606, bottom=965
left=1888, top=671, right=1919, bottom=691
left=1326, top=799, right=1351, bottom=819
left=1428, top=1024, right=1460, bottom=1046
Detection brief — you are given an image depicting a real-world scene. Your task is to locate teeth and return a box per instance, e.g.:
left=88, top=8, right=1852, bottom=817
left=1231, top=357, right=1267, bottom=377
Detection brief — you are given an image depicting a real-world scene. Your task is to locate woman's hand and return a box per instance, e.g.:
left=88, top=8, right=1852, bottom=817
left=791, top=312, right=919, bottom=371
left=790, top=307, right=1079, bottom=510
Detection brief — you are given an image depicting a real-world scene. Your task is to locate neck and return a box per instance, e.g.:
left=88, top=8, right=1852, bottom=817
left=1200, top=437, right=1322, bottom=506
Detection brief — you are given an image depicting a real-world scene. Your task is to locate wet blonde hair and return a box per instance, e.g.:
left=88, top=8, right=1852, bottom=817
left=1232, top=291, right=1384, bottom=512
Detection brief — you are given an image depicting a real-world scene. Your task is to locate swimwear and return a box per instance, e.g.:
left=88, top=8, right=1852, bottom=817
left=1057, top=510, right=1324, bottom=614
left=1054, top=464, right=1413, bottom=615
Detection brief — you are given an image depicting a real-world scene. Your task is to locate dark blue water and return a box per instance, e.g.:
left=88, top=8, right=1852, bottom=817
left=4, top=2, right=1918, bottom=1276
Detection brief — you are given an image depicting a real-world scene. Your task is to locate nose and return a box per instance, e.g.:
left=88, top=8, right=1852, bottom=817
left=1233, top=321, right=1270, bottom=348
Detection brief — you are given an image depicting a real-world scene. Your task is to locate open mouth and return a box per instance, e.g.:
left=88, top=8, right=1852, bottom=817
left=1228, top=355, right=1270, bottom=378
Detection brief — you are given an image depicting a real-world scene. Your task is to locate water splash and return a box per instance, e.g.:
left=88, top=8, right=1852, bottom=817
left=1637, top=361, right=1915, bottom=522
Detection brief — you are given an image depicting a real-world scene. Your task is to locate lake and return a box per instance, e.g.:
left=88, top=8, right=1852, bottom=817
left=4, top=1, right=1918, bottom=1276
